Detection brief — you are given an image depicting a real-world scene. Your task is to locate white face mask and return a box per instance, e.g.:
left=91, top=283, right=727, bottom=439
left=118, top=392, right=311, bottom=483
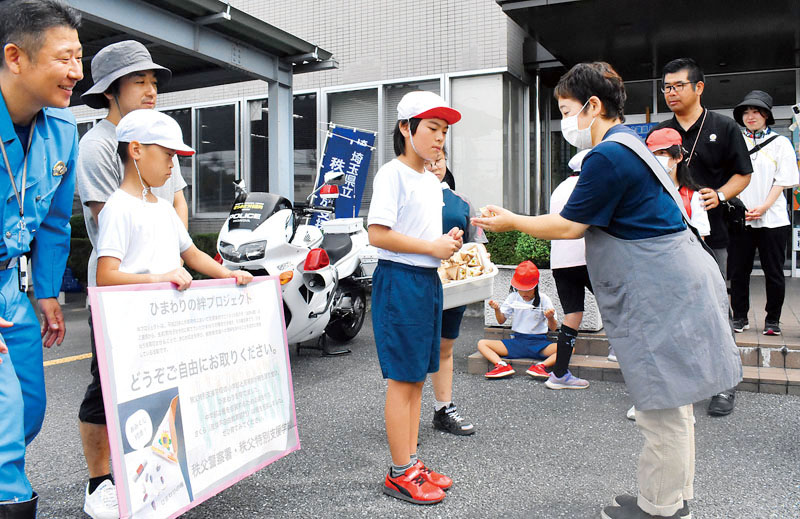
left=655, top=155, right=675, bottom=175
left=561, top=99, right=595, bottom=150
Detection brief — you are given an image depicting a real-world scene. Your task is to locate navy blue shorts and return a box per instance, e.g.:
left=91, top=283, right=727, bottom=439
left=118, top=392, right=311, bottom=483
left=502, top=333, right=552, bottom=360
left=441, top=305, right=466, bottom=339
left=372, top=260, right=442, bottom=382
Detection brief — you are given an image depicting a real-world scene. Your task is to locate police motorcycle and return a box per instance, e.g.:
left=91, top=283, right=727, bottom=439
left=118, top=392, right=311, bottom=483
left=216, top=171, right=375, bottom=355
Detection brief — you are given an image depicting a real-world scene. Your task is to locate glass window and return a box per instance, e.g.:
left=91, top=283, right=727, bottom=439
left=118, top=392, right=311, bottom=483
left=162, top=108, right=193, bottom=209
left=248, top=98, right=269, bottom=193
left=624, top=81, right=653, bottom=116
left=77, top=120, right=95, bottom=139
left=504, top=76, right=526, bottom=214
left=450, top=74, right=504, bottom=216
left=327, top=89, right=378, bottom=214
left=195, top=104, right=237, bottom=214
left=293, top=93, right=318, bottom=203
left=247, top=94, right=318, bottom=203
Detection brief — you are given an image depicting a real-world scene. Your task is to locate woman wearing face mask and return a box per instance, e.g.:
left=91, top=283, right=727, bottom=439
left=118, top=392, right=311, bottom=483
left=646, top=128, right=710, bottom=239
left=472, top=62, right=741, bottom=519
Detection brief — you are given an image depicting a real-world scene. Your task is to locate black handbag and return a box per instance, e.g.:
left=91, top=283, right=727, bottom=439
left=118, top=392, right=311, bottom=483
left=723, top=197, right=746, bottom=233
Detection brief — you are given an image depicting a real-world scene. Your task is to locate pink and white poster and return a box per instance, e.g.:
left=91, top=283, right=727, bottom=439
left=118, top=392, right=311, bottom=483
left=88, top=277, right=300, bottom=519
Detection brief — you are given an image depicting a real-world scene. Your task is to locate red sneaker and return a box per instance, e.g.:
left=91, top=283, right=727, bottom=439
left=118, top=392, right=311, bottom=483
left=485, top=363, right=515, bottom=378
left=525, top=363, right=549, bottom=378
left=413, top=460, right=452, bottom=490
left=383, top=466, right=445, bottom=505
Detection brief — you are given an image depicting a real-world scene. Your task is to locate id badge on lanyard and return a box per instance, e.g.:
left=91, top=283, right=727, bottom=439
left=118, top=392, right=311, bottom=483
left=18, top=255, right=28, bottom=292
left=0, top=115, right=36, bottom=292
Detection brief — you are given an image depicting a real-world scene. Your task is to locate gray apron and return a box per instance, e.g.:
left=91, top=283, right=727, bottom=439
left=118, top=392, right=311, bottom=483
left=584, top=132, right=742, bottom=411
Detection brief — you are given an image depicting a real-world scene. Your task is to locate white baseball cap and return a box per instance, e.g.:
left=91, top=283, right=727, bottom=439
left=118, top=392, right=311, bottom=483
left=116, top=109, right=195, bottom=156
left=397, top=91, right=461, bottom=124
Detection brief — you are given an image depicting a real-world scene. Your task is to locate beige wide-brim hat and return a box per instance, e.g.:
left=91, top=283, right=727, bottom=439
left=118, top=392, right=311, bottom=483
left=81, top=40, right=171, bottom=109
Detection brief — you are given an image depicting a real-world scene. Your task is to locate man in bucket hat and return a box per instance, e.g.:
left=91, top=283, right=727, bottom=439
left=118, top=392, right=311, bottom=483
left=75, top=40, right=188, bottom=519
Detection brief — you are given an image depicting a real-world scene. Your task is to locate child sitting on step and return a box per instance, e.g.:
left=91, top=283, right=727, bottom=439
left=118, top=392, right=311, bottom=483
left=478, top=261, right=560, bottom=380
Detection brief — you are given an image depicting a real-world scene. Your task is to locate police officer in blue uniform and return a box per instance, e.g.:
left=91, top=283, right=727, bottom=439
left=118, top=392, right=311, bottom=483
left=0, top=1, right=82, bottom=516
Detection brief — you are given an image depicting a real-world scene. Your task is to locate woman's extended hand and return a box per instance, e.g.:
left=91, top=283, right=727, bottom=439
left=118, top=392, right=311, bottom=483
left=471, top=205, right=518, bottom=233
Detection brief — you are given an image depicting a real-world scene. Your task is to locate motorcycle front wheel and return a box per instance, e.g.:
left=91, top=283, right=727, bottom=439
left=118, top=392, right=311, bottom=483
left=325, top=287, right=367, bottom=342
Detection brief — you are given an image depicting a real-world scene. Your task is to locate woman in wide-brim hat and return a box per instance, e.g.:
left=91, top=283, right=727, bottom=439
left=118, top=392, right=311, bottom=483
left=729, top=90, right=799, bottom=336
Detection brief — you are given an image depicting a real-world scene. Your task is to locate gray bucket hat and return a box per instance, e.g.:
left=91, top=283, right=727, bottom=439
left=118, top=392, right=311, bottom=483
left=81, top=40, right=171, bottom=109
left=733, top=90, right=775, bottom=127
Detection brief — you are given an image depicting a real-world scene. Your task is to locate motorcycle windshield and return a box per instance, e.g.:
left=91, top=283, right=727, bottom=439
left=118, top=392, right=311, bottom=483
left=227, top=192, right=292, bottom=230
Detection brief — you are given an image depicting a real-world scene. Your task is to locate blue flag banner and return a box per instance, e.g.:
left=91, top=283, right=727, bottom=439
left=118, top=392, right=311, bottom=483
left=626, top=122, right=659, bottom=139
left=310, top=125, right=376, bottom=227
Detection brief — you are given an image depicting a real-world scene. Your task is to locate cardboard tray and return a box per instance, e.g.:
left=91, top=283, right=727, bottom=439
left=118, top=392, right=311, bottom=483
left=441, top=243, right=497, bottom=310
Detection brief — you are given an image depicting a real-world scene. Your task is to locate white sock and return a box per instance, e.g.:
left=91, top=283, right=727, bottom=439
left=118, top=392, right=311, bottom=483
left=434, top=400, right=452, bottom=412
left=498, top=360, right=508, bottom=366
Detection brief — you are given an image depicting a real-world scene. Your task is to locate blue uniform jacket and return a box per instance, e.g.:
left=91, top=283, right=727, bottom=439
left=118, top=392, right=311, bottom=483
left=0, top=96, right=77, bottom=299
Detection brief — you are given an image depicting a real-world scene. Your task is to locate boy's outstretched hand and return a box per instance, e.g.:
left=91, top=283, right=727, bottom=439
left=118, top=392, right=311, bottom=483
left=158, top=267, right=193, bottom=291
left=544, top=308, right=556, bottom=319
left=229, top=270, right=254, bottom=285
left=487, top=300, right=500, bottom=310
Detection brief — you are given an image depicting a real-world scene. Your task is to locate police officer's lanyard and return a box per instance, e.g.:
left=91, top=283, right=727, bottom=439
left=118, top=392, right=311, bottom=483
left=0, top=114, right=36, bottom=243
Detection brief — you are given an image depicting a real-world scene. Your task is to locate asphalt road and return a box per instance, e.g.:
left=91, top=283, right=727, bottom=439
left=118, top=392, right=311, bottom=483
left=29, top=296, right=800, bottom=518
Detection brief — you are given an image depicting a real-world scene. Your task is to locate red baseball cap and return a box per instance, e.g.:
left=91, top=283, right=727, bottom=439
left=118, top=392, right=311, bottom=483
left=511, top=261, right=539, bottom=291
left=646, top=128, right=682, bottom=152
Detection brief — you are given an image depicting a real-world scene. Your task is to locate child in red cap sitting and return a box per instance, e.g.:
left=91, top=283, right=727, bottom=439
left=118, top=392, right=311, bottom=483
left=479, top=261, right=588, bottom=388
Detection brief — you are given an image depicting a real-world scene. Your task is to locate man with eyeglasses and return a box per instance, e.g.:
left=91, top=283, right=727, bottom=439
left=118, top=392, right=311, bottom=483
left=652, top=58, right=752, bottom=418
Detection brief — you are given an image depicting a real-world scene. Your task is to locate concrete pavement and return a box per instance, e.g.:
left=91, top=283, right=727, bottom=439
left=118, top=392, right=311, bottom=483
left=27, top=295, right=800, bottom=518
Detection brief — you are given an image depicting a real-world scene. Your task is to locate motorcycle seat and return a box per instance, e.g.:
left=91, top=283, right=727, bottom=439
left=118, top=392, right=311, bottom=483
left=320, top=233, right=352, bottom=265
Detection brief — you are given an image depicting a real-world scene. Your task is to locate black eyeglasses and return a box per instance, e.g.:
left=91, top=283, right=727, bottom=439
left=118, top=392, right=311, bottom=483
left=661, top=81, right=696, bottom=94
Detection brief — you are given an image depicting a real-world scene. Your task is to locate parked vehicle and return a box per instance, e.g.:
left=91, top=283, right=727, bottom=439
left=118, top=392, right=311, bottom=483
left=216, top=173, right=376, bottom=355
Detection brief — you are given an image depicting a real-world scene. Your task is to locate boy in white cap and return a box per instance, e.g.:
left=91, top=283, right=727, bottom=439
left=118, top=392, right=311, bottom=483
left=368, top=91, right=463, bottom=505
left=95, top=109, right=252, bottom=289
left=76, top=40, right=188, bottom=519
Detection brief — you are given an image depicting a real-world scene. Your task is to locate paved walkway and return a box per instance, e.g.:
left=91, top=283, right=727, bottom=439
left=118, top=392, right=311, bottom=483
left=30, top=298, right=800, bottom=518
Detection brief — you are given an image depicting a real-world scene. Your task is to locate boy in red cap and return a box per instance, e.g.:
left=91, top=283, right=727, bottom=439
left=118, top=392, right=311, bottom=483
left=477, top=261, right=583, bottom=387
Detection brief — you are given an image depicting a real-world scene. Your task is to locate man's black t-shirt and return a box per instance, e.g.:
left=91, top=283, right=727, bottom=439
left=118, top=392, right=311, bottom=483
left=654, top=110, right=753, bottom=249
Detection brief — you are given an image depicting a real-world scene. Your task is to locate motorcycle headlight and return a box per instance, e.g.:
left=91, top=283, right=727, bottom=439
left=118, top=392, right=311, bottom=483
left=218, top=240, right=267, bottom=263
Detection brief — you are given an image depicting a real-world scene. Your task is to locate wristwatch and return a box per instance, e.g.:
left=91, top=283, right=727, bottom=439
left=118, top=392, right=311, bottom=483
left=716, top=191, right=727, bottom=202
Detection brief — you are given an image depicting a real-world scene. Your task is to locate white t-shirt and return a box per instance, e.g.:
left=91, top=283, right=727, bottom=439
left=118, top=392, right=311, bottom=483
left=738, top=132, right=799, bottom=229
left=500, top=291, right=556, bottom=335
left=686, top=190, right=711, bottom=237
left=97, top=190, right=193, bottom=276
left=549, top=176, right=586, bottom=269
left=367, top=159, right=443, bottom=268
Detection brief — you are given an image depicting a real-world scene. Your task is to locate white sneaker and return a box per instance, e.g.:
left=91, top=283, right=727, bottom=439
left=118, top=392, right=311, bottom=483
left=84, top=479, right=119, bottom=519
left=607, top=347, right=617, bottom=363
left=626, top=405, right=636, bottom=421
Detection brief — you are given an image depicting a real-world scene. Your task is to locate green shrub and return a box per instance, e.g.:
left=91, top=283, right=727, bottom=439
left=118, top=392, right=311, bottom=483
left=70, top=213, right=88, bottom=239
left=485, top=230, right=520, bottom=265
left=67, top=237, right=91, bottom=288
left=514, top=233, right=550, bottom=269
left=485, top=230, right=550, bottom=268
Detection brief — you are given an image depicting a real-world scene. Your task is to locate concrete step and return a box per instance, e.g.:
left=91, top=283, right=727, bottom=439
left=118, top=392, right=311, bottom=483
left=474, top=327, right=800, bottom=395
left=483, top=327, right=800, bottom=368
